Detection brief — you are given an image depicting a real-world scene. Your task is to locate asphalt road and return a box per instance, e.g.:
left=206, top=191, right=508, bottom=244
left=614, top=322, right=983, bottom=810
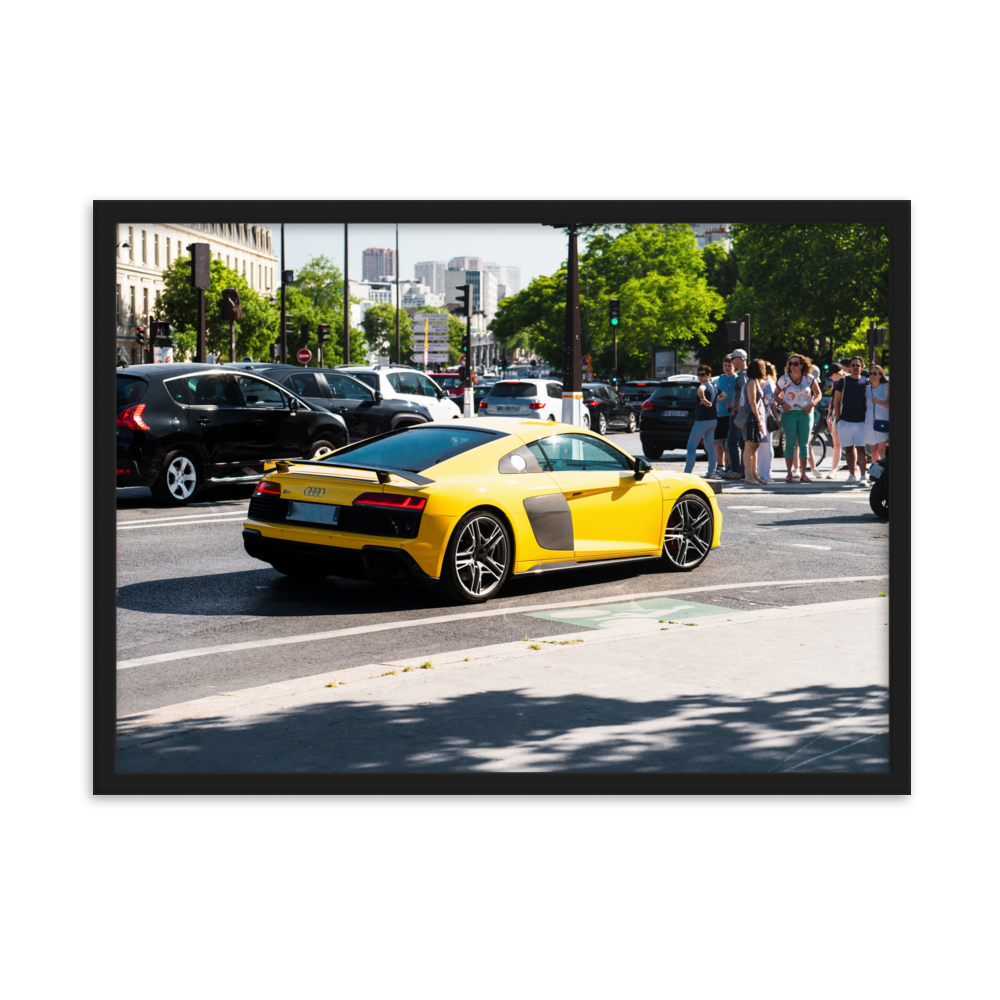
left=115, top=433, right=888, bottom=717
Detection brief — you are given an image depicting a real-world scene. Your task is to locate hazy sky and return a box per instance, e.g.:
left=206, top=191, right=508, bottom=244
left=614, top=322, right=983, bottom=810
left=262, top=223, right=575, bottom=287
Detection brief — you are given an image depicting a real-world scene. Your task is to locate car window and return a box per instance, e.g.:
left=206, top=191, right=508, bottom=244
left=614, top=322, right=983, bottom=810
left=329, top=426, right=504, bottom=471
left=324, top=372, right=374, bottom=401
left=117, top=376, right=147, bottom=407
left=282, top=372, right=321, bottom=397
left=598, top=386, right=615, bottom=401
left=650, top=385, right=699, bottom=401
left=546, top=383, right=562, bottom=399
left=166, top=373, right=235, bottom=407
left=435, top=375, right=464, bottom=390
left=387, top=371, right=422, bottom=395
left=416, top=373, right=442, bottom=398
left=343, top=371, right=379, bottom=391
left=526, top=433, right=632, bottom=473
left=234, top=375, right=288, bottom=407
left=489, top=382, right=537, bottom=398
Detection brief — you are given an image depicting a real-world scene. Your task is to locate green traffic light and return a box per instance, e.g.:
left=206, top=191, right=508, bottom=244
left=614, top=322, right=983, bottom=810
left=611, top=318, right=618, bottom=326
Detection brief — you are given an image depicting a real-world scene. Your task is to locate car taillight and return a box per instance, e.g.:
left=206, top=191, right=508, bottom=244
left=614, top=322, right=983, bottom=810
left=587, top=400, right=600, bottom=407
left=479, top=399, right=487, bottom=409
left=641, top=399, right=654, bottom=410
left=354, top=493, right=427, bottom=511
left=528, top=401, right=545, bottom=409
left=254, top=480, right=281, bottom=495
left=116, top=404, right=150, bottom=430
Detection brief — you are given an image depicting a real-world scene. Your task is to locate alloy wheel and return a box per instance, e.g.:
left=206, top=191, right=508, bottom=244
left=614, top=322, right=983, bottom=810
left=166, top=456, right=197, bottom=501
left=454, top=516, right=509, bottom=597
left=598, top=413, right=607, bottom=435
left=662, top=496, right=713, bottom=569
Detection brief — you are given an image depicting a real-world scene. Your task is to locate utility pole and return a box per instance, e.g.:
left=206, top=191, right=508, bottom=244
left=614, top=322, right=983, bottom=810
left=543, top=223, right=585, bottom=424
left=395, top=223, right=400, bottom=366
left=280, top=224, right=287, bottom=364
left=343, top=223, right=350, bottom=365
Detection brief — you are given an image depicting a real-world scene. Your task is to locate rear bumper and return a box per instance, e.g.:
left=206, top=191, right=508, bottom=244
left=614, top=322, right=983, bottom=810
left=242, top=529, right=438, bottom=585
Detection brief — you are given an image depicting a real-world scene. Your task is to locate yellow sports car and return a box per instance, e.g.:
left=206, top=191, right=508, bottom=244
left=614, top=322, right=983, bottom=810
left=242, top=418, right=722, bottom=603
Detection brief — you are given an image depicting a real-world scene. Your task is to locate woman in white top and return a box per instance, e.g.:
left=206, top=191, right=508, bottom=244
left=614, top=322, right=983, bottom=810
left=757, top=362, right=781, bottom=482
left=866, top=365, right=889, bottom=465
left=776, top=353, right=822, bottom=483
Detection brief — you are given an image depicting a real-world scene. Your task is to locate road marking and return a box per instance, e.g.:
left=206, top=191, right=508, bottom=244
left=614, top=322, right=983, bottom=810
left=790, top=543, right=832, bottom=550
left=725, top=506, right=835, bottom=512
left=118, top=517, right=247, bottom=530
left=118, top=510, right=247, bottom=527
left=527, top=597, right=737, bottom=630
left=116, top=574, right=887, bottom=670
left=780, top=731, right=887, bottom=772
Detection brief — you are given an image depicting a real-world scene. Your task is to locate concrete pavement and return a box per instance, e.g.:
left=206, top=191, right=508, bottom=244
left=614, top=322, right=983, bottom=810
left=117, top=597, right=890, bottom=773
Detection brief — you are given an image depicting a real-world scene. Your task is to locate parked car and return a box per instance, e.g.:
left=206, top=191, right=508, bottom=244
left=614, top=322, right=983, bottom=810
left=478, top=379, right=563, bottom=420
left=116, top=364, right=349, bottom=505
left=334, top=364, right=462, bottom=422
left=638, top=376, right=706, bottom=459
left=428, top=371, right=466, bottom=402
left=581, top=382, right=637, bottom=434
left=473, top=378, right=497, bottom=415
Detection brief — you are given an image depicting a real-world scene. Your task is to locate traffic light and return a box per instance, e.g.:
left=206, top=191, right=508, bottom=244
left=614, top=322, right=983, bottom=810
left=134, top=326, right=146, bottom=345
left=499, top=355, right=507, bottom=371
left=454, top=284, right=470, bottom=317
left=298, top=323, right=310, bottom=349
left=609, top=299, right=620, bottom=327
left=317, top=324, right=329, bottom=345
left=187, top=243, right=211, bottom=289
left=282, top=270, right=295, bottom=285
left=284, top=317, right=294, bottom=339
left=821, top=349, right=833, bottom=375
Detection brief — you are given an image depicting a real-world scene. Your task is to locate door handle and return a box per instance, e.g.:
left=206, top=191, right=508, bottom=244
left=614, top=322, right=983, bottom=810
left=251, top=418, right=265, bottom=425
left=196, top=417, right=210, bottom=425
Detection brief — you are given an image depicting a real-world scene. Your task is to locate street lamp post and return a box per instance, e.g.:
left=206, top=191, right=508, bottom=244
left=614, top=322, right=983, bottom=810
left=280, top=224, right=287, bottom=364
left=543, top=223, right=584, bottom=425
left=343, top=223, right=350, bottom=365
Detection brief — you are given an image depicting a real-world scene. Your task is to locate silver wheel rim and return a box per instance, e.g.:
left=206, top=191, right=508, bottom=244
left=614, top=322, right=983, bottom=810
left=311, top=444, right=334, bottom=459
left=165, top=456, right=197, bottom=500
left=663, top=497, right=712, bottom=568
left=582, top=412, right=590, bottom=429
left=454, top=516, right=508, bottom=597
left=598, top=414, right=607, bottom=435
left=628, top=413, right=635, bottom=432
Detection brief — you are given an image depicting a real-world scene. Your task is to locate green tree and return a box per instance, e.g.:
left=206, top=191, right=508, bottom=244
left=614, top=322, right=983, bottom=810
left=157, top=256, right=278, bottom=361
left=285, top=256, right=365, bottom=365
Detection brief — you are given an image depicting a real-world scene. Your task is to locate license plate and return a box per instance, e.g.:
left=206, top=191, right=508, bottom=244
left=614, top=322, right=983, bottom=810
left=662, top=409, right=688, bottom=417
left=286, top=501, right=341, bottom=525
left=497, top=404, right=519, bottom=411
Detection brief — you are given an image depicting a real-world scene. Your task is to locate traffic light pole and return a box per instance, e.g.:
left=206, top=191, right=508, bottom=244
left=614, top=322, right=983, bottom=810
left=562, top=225, right=582, bottom=425
left=280, top=224, right=287, bottom=364
left=343, top=224, right=350, bottom=365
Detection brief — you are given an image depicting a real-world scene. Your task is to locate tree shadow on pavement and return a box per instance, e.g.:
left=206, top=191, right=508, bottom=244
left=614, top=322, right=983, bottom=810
left=117, top=683, right=889, bottom=775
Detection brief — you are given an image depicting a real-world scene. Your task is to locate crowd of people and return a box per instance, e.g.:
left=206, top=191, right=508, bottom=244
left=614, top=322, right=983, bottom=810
left=684, top=349, right=890, bottom=486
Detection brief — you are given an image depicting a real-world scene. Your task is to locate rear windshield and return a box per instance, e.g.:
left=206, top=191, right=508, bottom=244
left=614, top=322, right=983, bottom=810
left=347, top=372, right=379, bottom=391
left=117, top=376, right=148, bottom=408
left=650, top=385, right=699, bottom=401
left=433, top=375, right=464, bottom=389
left=488, top=382, right=538, bottom=398
left=326, top=426, right=504, bottom=471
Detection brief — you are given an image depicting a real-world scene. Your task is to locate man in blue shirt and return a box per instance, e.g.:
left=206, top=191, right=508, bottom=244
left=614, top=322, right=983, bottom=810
left=714, top=356, right=738, bottom=475
left=832, top=356, right=869, bottom=483
left=723, top=349, right=748, bottom=479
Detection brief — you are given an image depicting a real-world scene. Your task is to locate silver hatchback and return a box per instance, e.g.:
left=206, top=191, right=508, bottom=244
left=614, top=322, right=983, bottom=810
left=479, top=379, right=563, bottom=420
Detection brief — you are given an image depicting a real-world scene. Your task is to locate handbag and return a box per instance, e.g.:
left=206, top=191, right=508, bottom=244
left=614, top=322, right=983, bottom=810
left=873, top=419, right=889, bottom=433
left=766, top=413, right=780, bottom=433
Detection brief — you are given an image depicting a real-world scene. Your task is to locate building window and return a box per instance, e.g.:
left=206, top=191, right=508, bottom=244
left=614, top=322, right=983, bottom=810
left=226, top=255, right=230, bottom=268
left=116, top=283, right=122, bottom=324
left=130, top=286, right=136, bottom=324
left=141, top=230, right=147, bottom=264
left=166, top=237, right=171, bottom=266
left=155, top=289, right=161, bottom=315
left=154, top=234, right=159, bottom=267
left=243, top=260, right=246, bottom=276
left=143, top=287, right=149, bottom=323
left=128, top=227, right=134, bottom=262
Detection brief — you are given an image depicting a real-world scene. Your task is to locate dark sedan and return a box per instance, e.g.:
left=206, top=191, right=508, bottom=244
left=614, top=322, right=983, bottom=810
left=117, top=364, right=349, bottom=505
left=582, top=382, right=637, bottom=435
left=225, top=363, right=438, bottom=442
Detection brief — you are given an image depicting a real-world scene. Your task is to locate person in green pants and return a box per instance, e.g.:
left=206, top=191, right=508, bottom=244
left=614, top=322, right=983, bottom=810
left=776, top=353, right=822, bottom=482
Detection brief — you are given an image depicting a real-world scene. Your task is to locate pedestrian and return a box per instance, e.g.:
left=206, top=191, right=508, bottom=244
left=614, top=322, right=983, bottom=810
left=723, top=349, right=749, bottom=479
left=866, top=364, right=890, bottom=466
left=715, top=356, right=737, bottom=474
left=831, top=356, right=869, bottom=483
left=737, top=358, right=768, bottom=485
left=823, top=366, right=844, bottom=478
left=757, top=362, right=781, bottom=482
left=686, top=365, right=720, bottom=477
left=777, top=352, right=821, bottom=483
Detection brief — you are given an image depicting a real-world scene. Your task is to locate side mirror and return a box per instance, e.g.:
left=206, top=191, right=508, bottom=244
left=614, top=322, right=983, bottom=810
left=288, top=396, right=299, bottom=411
left=633, top=455, right=653, bottom=481
left=371, top=390, right=383, bottom=404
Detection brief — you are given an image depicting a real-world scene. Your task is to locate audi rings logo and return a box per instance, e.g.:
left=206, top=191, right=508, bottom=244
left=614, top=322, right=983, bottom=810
left=303, top=486, right=326, bottom=497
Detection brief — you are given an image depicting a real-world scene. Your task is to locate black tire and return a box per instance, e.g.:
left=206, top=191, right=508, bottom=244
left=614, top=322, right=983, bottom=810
left=151, top=449, right=200, bottom=506
left=869, top=478, right=888, bottom=519
left=443, top=508, right=512, bottom=603
left=597, top=412, right=608, bottom=435
left=625, top=411, right=636, bottom=433
left=270, top=559, right=332, bottom=581
left=642, top=442, right=664, bottom=461
left=306, top=438, right=339, bottom=460
left=662, top=491, right=714, bottom=572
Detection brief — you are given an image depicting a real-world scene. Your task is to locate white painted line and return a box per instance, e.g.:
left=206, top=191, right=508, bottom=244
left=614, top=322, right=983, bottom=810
left=116, top=574, right=887, bottom=670
left=118, top=517, right=247, bottom=530
left=790, top=544, right=832, bottom=550
left=118, top=510, right=248, bottom=527
left=780, top=731, right=887, bottom=772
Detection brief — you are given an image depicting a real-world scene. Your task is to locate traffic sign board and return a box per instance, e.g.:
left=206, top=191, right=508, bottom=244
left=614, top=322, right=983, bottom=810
left=412, top=354, right=450, bottom=364
left=411, top=324, right=450, bottom=334
left=416, top=335, right=449, bottom=344
left=297, top=348, right=312, bottom=364
left=412, top=313, right=449, bottom=322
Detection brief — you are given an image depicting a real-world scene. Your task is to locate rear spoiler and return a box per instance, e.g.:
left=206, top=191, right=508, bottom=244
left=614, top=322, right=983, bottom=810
left=271, top=459, right=434, bottom=487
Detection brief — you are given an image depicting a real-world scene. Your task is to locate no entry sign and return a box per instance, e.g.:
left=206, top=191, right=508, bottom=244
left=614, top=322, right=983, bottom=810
left=297, top=348, right=312, bottom=364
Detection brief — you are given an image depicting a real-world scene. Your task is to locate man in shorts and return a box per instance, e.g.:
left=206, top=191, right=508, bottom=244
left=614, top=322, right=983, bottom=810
left=715, top=356, right=737, bottom=475
left=723, top=349, right=748, bottom=479
left=832, top=356, right=869, bottom=484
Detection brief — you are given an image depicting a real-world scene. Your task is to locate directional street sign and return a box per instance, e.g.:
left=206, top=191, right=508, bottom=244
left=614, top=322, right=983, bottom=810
left=411, top=313, right=449, bottom=322
left=412, top=354, right=450, bottom=364
left=417, top=335, right=450, bottom=344
left=411, top=324, right=450, bottom=334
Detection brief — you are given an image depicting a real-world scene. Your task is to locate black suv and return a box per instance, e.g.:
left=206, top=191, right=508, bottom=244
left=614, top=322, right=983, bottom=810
left=581, top=382, right=637, bottom=435
left=638, top=376, right=703, bottom=459
left=620, top=380, right=660, bottom=414
left=225, top=363, right=439, bottom=442
left=117, top=364, right=349, bottom=505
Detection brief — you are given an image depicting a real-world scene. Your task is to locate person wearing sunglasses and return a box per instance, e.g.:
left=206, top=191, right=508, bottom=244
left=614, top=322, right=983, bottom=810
left=776, top=353, right=822, bottom=483
left=715, top=356, right=737, bottom=476
left=832, top=356, right=869, bottom=483
left=865, top=365, right=889, bottom=467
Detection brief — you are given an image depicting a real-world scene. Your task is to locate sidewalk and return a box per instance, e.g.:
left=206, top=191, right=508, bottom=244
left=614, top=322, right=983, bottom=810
left=117, top=598, right=890, bottom=774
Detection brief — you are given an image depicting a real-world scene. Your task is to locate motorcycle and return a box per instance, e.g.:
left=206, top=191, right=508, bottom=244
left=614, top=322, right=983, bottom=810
left=868, top=447, right=888, bottom=519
